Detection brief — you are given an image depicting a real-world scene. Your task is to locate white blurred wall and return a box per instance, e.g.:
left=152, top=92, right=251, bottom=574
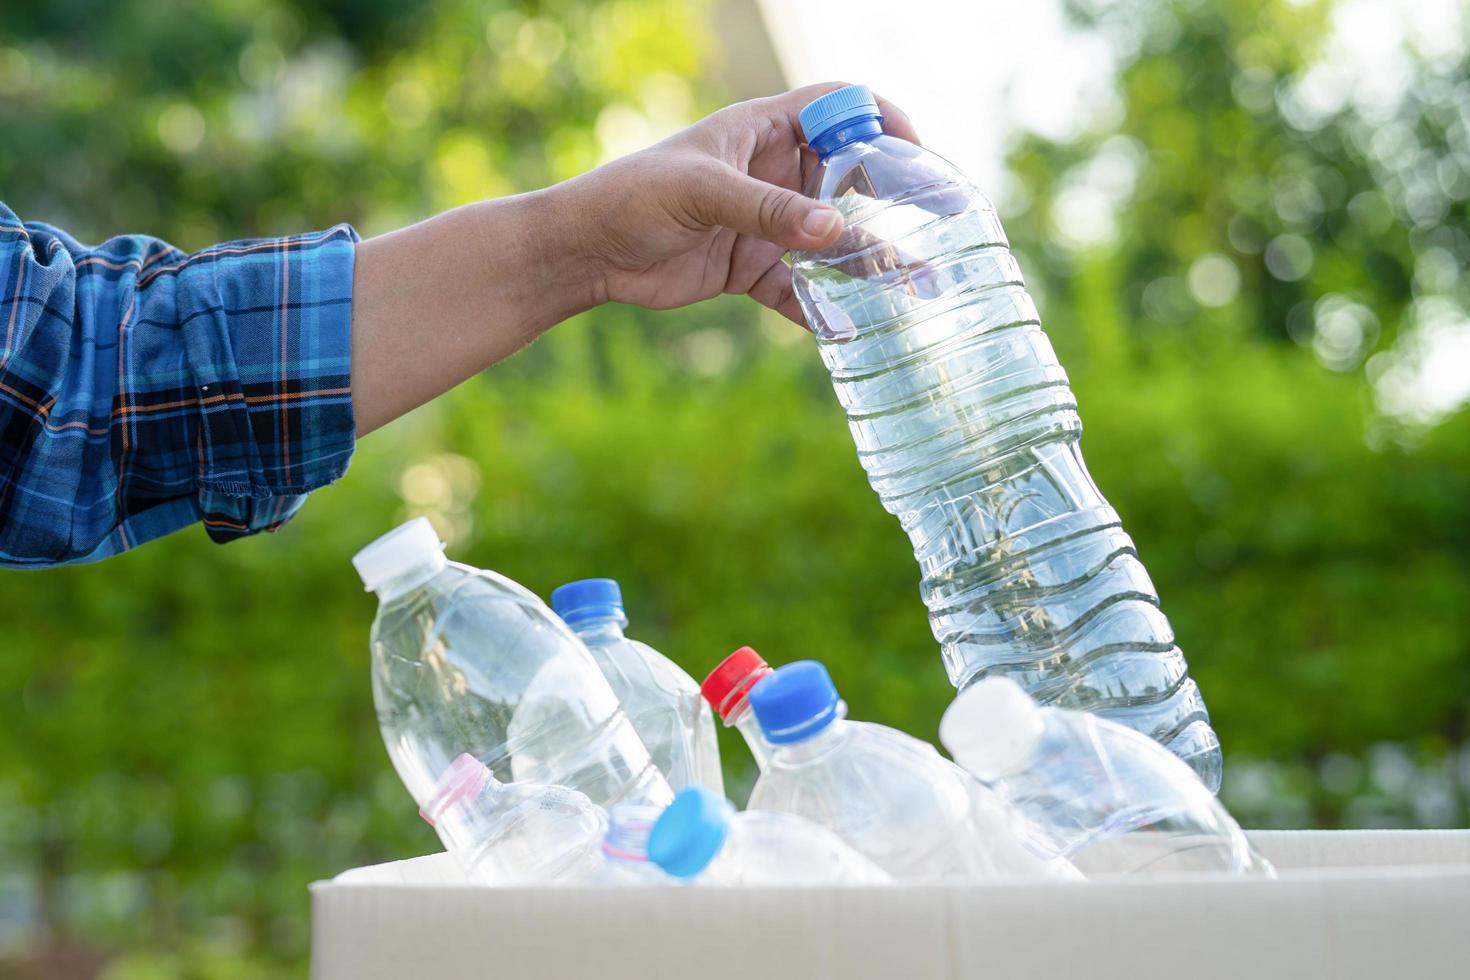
left=753, top=0, right=1115, bottom=195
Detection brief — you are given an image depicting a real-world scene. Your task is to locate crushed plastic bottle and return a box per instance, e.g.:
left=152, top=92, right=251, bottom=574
left=700, top=646, right=774, bottom=770
left=790, top=85, right=1222, bottom=791
left=420, top=754, right=606, bottom=885
left=353, top=518, right=672, bottom=812
left=745, top=661, right=1076, bottom=881
left=646, top=786, right=890, bottom=885
left=552, top=578, right=722, bottom=795
left=940, top=678, right=1271, bottom=876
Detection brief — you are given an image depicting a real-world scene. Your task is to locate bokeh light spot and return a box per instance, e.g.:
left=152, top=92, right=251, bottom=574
left=157, top=103, right=206, bottom=154
left=1264, top=234, right=1314, bottom=281
left=1187, top=254, right=1242, bottom=307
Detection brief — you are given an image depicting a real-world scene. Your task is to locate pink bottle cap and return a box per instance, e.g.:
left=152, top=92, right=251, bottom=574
left=419, top=753, right=491, bottom=827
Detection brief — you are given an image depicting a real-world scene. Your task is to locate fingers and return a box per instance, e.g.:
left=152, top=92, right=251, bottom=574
left=756, top=259, right=858, bottom=339
left=873, top=93, right=921, bottom=144
left=747, top=258, right=807, bottom=326
left=725, top=234, right=788, bottom=296
left=799, top=144, right=821, bottom=187
left=702, top=165, right=845, bottom=252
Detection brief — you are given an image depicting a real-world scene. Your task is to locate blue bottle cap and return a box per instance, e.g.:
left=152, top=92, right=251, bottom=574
left=798, top=85, right=881, bottom=145
left=748, top=660, right=845, bottom=744
left=647, top=787, right=733, bottom=879
left=550, top=578, right=628, bottom=629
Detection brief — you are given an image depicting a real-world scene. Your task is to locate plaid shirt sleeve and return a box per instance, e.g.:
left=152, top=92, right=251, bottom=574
left=0, top=201, right=359, bottom=568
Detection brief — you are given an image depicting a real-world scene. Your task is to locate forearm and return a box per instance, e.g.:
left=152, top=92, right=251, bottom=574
left=349, top=187, right=600, bottom=435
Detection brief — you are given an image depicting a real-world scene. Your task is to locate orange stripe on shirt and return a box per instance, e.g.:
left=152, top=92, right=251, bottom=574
left=114, top=294, right=135, bottom=541
left=105, top=385, right=350, bottom=419
left=279, top=237, right=291, bottom=481
left=243, top=385, right=351, bottom=406
left=136, top=230, right=342, bottom=288
left=0, top=379, right=41, bottom=413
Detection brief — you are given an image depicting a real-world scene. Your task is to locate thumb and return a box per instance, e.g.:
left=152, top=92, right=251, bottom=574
left=703, top=168, right=844, bottom=251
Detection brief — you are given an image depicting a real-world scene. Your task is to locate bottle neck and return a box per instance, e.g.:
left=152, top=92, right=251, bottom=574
left=571, top=616, right=628, bottom=645
left=714, top=667, right=770, bottom=724
left=722, top=695, right=752, bottom=728
left=372, top=553, right=448, bottom=602
left=731, top=706, right=771, bottom=771
left=425, top=773, right=500, bottom=853
left=602, top=806, right=659, bottom=864
left=771, top=718, right=850, bottom=764
left=809, top=115, right=883, bottom=159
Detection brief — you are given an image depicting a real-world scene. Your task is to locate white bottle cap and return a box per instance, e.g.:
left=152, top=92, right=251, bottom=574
left=939, top=677, right=1046, bottom=781
left=352, top=516, right=446, bottom=592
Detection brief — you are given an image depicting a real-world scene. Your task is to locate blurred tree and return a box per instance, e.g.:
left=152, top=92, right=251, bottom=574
left=1002, top=0, right=1470, bottom=819
left=1010, top=0, right=1470, bottom=380
left=0, top=1, right=728, bottom=975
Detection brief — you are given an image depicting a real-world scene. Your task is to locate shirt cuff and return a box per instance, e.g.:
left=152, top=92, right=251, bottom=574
left=169, top=224, right=360, bottom=543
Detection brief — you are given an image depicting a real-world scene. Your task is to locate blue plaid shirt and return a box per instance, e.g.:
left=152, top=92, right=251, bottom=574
left=0, top=202, right=358, bottom=568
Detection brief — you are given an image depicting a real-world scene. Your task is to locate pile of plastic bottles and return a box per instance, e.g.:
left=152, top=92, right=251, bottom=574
left=352, top=520, right=1270, bottom=886
left=347, top=84, right=1269, bottom=887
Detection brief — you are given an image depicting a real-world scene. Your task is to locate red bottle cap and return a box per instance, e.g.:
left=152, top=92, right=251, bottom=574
left=701, top=646, right=773, bottom=721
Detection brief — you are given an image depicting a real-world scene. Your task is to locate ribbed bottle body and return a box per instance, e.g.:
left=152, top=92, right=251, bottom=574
left=793, top=134, right=1220, bottom=790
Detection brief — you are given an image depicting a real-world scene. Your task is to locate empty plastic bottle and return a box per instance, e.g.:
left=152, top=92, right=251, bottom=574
left=745, top=661, right=1076, bottom=881
left=552, top=578, right=723, bottom=795
left=420, top=753, right=607, bottom=885
left=646, top=786, right=891, bottom=885
left=700, top=646, right=774, bottom=770
left=940, top=678, right=1271, bottom=876
left=789, top=85, right=1221, bottom=791
left=353, top=518, right=672, bottom=812
left=585, top=803, right=677, bottom=885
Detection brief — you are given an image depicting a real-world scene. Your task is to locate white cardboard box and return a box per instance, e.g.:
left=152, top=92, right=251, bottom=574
left=311, top=830, right=1470, bottom=979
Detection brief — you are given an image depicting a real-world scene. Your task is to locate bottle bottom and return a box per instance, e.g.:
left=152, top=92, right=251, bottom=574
left=959, top=669, right=1223, bottom=794
left=1162, top=720, right=1223, bottom=794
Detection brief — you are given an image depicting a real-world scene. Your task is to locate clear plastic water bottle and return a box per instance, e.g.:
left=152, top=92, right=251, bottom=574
left=419, top=753, right=607, bottom=885
left=940, top=678, right=1271, bottom=876
left=789, top=85, right=1222, bottom=791
left=585, top=803, right=677, bottom=885
left=352, top=518, right=672, bottom=811
left=744, top=661, right=1076, bottom=881
left=552, top=579, right=723, bottom=795
left=646, top=786, right=890, bottom=885
left=699, top=646, right=774, bottom=770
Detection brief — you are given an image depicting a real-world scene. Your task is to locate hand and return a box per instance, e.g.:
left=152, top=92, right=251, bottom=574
left=557, top=83, right=919, bottom=326
left=350, top=84, right=918, bottom=435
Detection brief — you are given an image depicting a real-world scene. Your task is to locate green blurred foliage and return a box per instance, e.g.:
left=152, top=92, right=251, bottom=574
left=0, top=0, right=1467, bottom=976
left=1004, top=0, right=1470, bottom=777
